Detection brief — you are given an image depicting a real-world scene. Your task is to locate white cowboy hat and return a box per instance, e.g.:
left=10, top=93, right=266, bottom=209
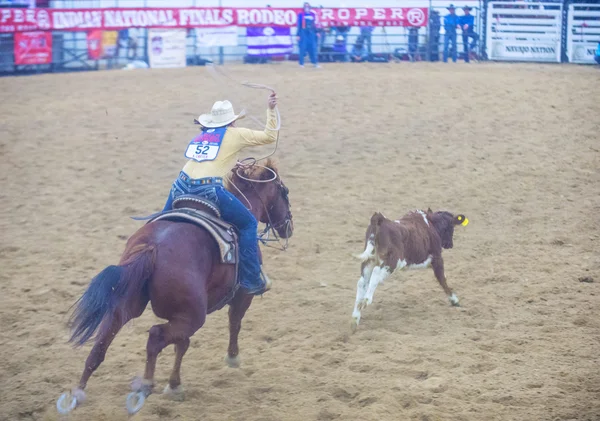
left=196, top=100, right=245, bottom=128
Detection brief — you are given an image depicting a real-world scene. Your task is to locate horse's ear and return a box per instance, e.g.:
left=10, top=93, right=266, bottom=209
left=427, top=207, right=433, bottom=215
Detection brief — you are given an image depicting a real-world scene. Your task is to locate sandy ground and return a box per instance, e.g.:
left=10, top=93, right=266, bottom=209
left=1, top=61, right=599, bottom=421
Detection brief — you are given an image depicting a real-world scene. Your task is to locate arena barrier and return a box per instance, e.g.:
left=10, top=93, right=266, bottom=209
left=0, top=2, right=598, bottom=75
left=566, top=2, right=600, bottom=64
left=485, top=1, right=563, bottom=63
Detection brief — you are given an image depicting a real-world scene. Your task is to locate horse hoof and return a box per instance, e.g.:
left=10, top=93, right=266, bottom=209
left=126, top=391, right=146, bottom=415
left=56, top=392, right=78, bottom=414
left=449, top=293, right=460, bottom=307
left=163, top=384, right=185, bottom=401
left=224, top=354, right=241, bottom=368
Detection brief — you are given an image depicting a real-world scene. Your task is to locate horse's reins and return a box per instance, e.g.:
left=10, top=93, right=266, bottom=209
left=206, top=64, right=290, bottom=251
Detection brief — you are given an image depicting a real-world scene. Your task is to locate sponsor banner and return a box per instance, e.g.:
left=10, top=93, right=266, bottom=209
left=571, top=43, right=597, bottom=64
left=14, top=30, right=51, bottom=64
left=195, top=26, right=238, bottom=47
left=246, top=26, right=292, bottom=57
left=0, top=7, right=429, bottom=33
left=147, top=28, right=186, bottom=69
left=490, top=40, right=560, bottom=62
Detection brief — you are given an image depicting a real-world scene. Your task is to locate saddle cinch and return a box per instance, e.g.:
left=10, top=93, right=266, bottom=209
left=146, top=194, right=239, bottom=266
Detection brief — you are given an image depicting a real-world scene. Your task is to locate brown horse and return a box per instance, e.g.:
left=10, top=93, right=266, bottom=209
left=56, top=160, right=293, bottom=415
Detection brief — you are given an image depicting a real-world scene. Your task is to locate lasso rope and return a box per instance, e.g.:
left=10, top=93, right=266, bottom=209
left=206, top=64, right=281, bottom=184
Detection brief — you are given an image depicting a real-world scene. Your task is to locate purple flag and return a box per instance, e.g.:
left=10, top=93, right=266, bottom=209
left=246, top=26, right=293, bottom=57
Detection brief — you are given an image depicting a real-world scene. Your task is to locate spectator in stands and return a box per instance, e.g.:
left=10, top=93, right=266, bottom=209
left=459, top=6, right=479, bottom=62
left=297, top=2, right=320, bottom=68
left=360, top=26, right=374, bottom=54
left=443, top=4, right=459, bottom=63
left=332, top=22, right=351, bottom=43
left=350, top=36, right=369, bottom=62
left=429, top=10, right=441, bottom=61
left=332, top=35, right=348, bottom=62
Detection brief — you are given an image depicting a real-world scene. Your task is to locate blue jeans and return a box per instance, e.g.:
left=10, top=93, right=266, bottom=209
left=163, top=173, right=265, bottom=294
left=444, top=32, right=457, bottom=62
left=462, top=31, right=479, bottom=62
left=299, top=33, right=318, bottom=65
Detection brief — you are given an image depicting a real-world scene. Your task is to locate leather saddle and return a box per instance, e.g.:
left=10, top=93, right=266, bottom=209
left=145, top=194, right=238, bottom=265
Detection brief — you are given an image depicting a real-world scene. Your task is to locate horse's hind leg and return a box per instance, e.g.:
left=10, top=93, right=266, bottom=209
left=225, top=291, right=254, bottom=368
left=132, top=317, right=202, bottom=398
left=163, top=337, right=190, bottom=399
left=76, top=316, right=124, bottom=393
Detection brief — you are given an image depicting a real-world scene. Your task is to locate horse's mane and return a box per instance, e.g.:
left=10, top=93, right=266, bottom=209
left=228, top=158, right=279, bottom=187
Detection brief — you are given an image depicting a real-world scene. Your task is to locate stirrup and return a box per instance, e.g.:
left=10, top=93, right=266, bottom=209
left=261, top=270, right=272, bottom=292
left=245, top=270, right=271, bottom=296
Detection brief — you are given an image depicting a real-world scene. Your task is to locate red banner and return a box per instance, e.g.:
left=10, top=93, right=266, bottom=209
left=14, top=31, right=52, bottom=64
left=0, top=7, right=428, bottom=33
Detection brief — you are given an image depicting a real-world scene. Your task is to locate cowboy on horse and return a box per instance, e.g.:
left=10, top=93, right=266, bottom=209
left=162, top=93, right=279, bottom=296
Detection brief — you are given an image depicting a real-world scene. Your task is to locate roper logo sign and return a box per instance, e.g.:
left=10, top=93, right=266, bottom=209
left=36, top=9, right=50, bottom=29
left=407, top=8, right=425, bottom=26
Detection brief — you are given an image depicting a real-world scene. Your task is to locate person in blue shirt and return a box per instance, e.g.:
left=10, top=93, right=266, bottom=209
left=459, top=6, right=479, bottom=62
left=360, top=26, right=374, bottom=54
left=350, top=36, right=369, bottom=62
left=443, top=4, right=459, bottom=63
left=297, top=2, right=320, bottom=68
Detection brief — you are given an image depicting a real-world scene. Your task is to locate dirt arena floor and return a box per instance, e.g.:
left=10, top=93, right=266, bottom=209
left=1, top=61, right=599, bottom=421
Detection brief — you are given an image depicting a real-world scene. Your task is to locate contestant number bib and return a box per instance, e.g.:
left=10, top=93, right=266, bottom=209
left=184, top=127, right=227, bottom=162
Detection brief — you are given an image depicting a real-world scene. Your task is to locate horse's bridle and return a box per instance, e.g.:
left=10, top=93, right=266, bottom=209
left=255, top=179, right=292, bottom=252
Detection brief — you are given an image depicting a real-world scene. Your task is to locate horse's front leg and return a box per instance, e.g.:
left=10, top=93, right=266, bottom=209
left=225, top=291, right=254, bottom=368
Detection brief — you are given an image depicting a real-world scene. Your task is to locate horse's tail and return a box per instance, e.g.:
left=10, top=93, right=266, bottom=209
left=67, top=244, right=156, bottom=347
left=356, top=212, right=385, bottom=261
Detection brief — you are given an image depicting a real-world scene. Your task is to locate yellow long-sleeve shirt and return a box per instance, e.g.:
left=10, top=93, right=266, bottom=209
left=182, top=107, right=279, bottom=179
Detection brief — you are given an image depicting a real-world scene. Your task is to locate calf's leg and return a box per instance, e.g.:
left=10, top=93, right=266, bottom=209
left=360, top=265, right=391, bottom=309
left=431, top=256, right=459, bottom=306
left=351, top=262, right=375, bottom=331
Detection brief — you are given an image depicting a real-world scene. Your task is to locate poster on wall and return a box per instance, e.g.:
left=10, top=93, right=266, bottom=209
left=87, top=30, right=102, bottom=59
left=87, top=30, right=118, bottom=60
left=195, top=26, right=238, bottom=48
left=102, top=30, right=118, bottom=58
left=87, top=29, right=118, bottom=60
left=147, top=28, right=187, bottom=68
left=14, top=31, right=51, bottom=65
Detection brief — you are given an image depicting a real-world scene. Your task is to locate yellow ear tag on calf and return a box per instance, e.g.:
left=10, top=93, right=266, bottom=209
left=461, top=217, right=469, bottom=226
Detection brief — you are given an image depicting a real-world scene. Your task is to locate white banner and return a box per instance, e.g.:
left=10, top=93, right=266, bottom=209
left=147, top=28, right=187, bottom=69
left=490, top=41, right=559, bottom=61
left=571, top=43, right=598, bottom=63
left=195, top=26, right=238, bottom=47
left=567, top=3, right=600, bottom=64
